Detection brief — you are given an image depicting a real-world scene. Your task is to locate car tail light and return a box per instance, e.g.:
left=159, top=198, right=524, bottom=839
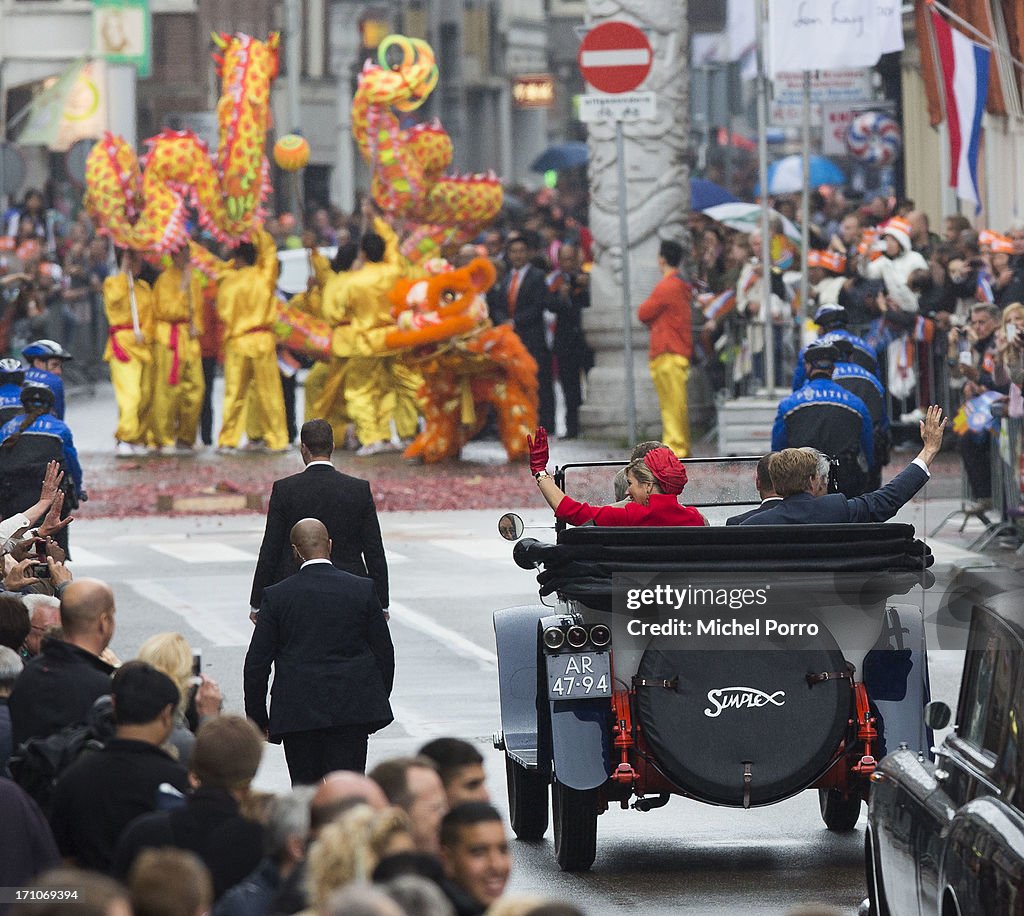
left=589, top=624, right=611, bottom=647
left=543, top=626, right=566, bottom=650
left=566, top=625, right=589, bottom=649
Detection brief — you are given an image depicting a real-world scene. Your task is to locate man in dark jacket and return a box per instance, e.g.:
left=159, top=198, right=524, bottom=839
left=48, top=661, right=188, bottom=872
left=546, top=243, right=591, bottom=439
left=8, top=579, right=116, bottom=749
left=249, top=419, right=388, bottom=622
left=114, top=715, right=265, bottom=900
left=725, top=453, right=781, bottom=525
left=743, top=406, right=945, bottom=525
left=244, top=518, right=395, bottom=784
left=490, top=236, right=555, bottom=431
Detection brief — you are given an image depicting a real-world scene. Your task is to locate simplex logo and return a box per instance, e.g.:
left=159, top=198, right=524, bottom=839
left=703, top=687, right=787, bottom=718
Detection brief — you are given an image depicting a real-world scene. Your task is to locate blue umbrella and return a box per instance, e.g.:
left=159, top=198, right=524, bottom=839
left=530, top=142, right=588, bottom=173
left=690, top=177, right=736, bottom=210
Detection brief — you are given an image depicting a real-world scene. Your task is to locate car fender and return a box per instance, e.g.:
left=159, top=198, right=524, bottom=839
left=493, top=605, right=548, bottom=771
left=867, top=603, right=932, bottom=756
left=941, top=797, right=1024, bottom=915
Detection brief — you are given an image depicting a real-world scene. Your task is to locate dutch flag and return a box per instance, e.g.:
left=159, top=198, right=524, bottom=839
left=931, top=9, right=991, bottom=213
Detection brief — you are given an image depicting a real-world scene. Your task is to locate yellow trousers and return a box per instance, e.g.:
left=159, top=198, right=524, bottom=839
left=390, top=361, right=425, bottom=440
left=304, top=361, right=332, bottom=424
left=150, top=341, right=204, bottom=447
left=344, top=357, right=391, bottom=445
left=649, top=352, right=691, bottom=458
left=109, top=357, right=152, bottom=445
left=218, top=340, right=288, bottom=449
left=315, top=359, right=352, bottom=444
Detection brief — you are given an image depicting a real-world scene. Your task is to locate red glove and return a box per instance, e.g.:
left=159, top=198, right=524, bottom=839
left=527, top=427, right=549, bottom=475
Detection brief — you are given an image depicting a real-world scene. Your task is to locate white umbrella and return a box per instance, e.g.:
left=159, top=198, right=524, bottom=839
left=701, top=202, right=802, bottom=250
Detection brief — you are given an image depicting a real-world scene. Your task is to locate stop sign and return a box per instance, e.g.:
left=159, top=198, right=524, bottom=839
left=577, top=22, right=653, bottom=95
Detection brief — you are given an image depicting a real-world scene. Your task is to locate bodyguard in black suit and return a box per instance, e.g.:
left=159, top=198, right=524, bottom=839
left=741, top=407, right=946, bottom=525
left=249, top=419, right=388, bottom=618
left=491, top=237, right=555, bottom=431
left=244, top=519, right=395, bottom=784
left=547, top=243, right=591, bottom=439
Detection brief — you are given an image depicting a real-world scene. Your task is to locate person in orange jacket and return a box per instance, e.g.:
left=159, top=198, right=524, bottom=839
left=637, top=239, right=693, bottom=458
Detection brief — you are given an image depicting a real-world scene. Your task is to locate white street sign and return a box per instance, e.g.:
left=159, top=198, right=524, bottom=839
left=578, top=91, right=657, bottom=123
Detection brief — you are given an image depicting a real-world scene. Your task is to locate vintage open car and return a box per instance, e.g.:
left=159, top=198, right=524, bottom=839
left=493, top=456, right=936, bottom=871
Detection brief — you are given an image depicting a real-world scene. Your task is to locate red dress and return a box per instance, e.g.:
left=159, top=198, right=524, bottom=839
left=555, top=493, right=705, bottom=527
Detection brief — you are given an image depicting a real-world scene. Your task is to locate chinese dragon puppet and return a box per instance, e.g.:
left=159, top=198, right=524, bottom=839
left=353, top=34, right=503, bottom=263
left=275, top=258, right=538, bottom=463
left=83, top=32, right=279, bottom=252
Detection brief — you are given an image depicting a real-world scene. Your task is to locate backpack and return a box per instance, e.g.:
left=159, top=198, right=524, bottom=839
left=8, top=695, right=115, bottom=816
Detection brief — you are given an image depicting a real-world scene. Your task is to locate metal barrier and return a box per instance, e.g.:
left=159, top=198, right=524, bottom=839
left=970, top=415, right=1024, bottom=551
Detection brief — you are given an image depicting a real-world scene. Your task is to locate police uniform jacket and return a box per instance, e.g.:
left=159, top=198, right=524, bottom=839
left=772, top=378, right=875, bottom=470
left=0, top=412, right=84, bottom=491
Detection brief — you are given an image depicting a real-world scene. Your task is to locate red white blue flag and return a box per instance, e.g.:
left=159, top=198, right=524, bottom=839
left=930, top=9, right=991, bottom=213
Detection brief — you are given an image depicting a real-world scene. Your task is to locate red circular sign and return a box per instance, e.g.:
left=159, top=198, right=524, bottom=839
left=577, top=21, right=653, bottom=95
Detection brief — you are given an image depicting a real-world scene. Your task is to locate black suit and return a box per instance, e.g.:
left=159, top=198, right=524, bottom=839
left=243, top=562, right=395, bottom=784
left=493, top=265, right=554, bottom=430
left=739, top=462, right=929, bottom=525
left=249, top=462, right=388, bottom=610
left=548, top=271, right=591, bottom=438
left=725, top=497, right=783, bottom=525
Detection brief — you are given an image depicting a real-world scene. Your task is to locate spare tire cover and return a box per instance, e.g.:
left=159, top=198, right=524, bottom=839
left=634, top=619, right=849, bottom=807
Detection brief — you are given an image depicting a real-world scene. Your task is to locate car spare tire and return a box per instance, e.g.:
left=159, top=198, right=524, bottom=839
left=634, top=617, right=850, bottom=807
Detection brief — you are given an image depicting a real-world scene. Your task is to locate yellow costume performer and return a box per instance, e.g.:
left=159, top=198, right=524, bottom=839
left=103, top=251, right=155, bottom=454
left=295, top=249, right=336, bottom=424
left=151, top=248, right=205, bottom=450
left=321, top=217, right=422, bottom=452
left=214, top=229, right=288, bottom=451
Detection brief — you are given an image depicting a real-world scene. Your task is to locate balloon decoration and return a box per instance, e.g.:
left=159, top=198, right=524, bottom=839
left=352, top=35, right=503, bottom=263
left=273, top=134, right=311, bottom=172
left=84, top=32, right=280, bottom=252
left=846, top=112, right=902, bottom=166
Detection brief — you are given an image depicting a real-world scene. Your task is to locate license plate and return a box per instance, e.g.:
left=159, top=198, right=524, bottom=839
left=546, top=652, right=612, bottom=699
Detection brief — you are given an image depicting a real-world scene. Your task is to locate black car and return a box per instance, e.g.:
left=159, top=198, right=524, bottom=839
left=865, top=587, right=1024, bottom=915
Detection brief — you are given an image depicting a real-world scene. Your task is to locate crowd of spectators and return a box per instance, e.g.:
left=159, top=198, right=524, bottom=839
left=0, top=458, right=590, bottom=915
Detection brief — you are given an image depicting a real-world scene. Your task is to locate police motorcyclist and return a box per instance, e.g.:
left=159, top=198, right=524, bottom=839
left=824, top=335, right=891, bottom=490
left=792, top=304, right=880, bottom=389
left=0, top=382, right=86, bottom=507
left=22, top=339, right=72, bottom=420
left=0, top=358, right=25, bottom=423
left=772, top=343, right=875, bottom=496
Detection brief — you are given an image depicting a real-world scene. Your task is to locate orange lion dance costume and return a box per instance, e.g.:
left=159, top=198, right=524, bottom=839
left=83, top=32, right=280, bottom=252
left=352, top=35, right=503, bottom=264
left=385, top=258, right=538, bottom=462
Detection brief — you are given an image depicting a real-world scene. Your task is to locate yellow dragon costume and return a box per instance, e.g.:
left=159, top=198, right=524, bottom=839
left=352, top=35, right=503, bottom=263
left=84, top=32, right=279, bottom=252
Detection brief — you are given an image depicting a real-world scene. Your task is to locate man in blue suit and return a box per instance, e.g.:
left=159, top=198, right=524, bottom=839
left=243, top=518, right=395, bottom=784
left=743, top=406, right=946, bottom=525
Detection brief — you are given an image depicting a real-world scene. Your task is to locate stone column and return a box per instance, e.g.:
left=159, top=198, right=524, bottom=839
left=579, top=0, right=691, bottom=441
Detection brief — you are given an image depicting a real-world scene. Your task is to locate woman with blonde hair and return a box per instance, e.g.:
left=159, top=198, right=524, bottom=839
left=135, top=632, right=221, bottom=763
left=996, top=302, right=1024, bottom=418
left=304, top=804, right=414, bottom=912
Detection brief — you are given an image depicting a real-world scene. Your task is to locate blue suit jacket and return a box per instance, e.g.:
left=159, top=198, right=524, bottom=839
left=739, top=462, right=929, bottom=525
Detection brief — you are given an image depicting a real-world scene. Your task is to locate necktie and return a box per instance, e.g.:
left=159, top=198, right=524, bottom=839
left=508, top=269, right=520, bottom=315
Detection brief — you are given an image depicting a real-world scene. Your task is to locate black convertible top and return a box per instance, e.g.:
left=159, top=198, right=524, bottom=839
left=514, top=524, right=933, bottom=609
